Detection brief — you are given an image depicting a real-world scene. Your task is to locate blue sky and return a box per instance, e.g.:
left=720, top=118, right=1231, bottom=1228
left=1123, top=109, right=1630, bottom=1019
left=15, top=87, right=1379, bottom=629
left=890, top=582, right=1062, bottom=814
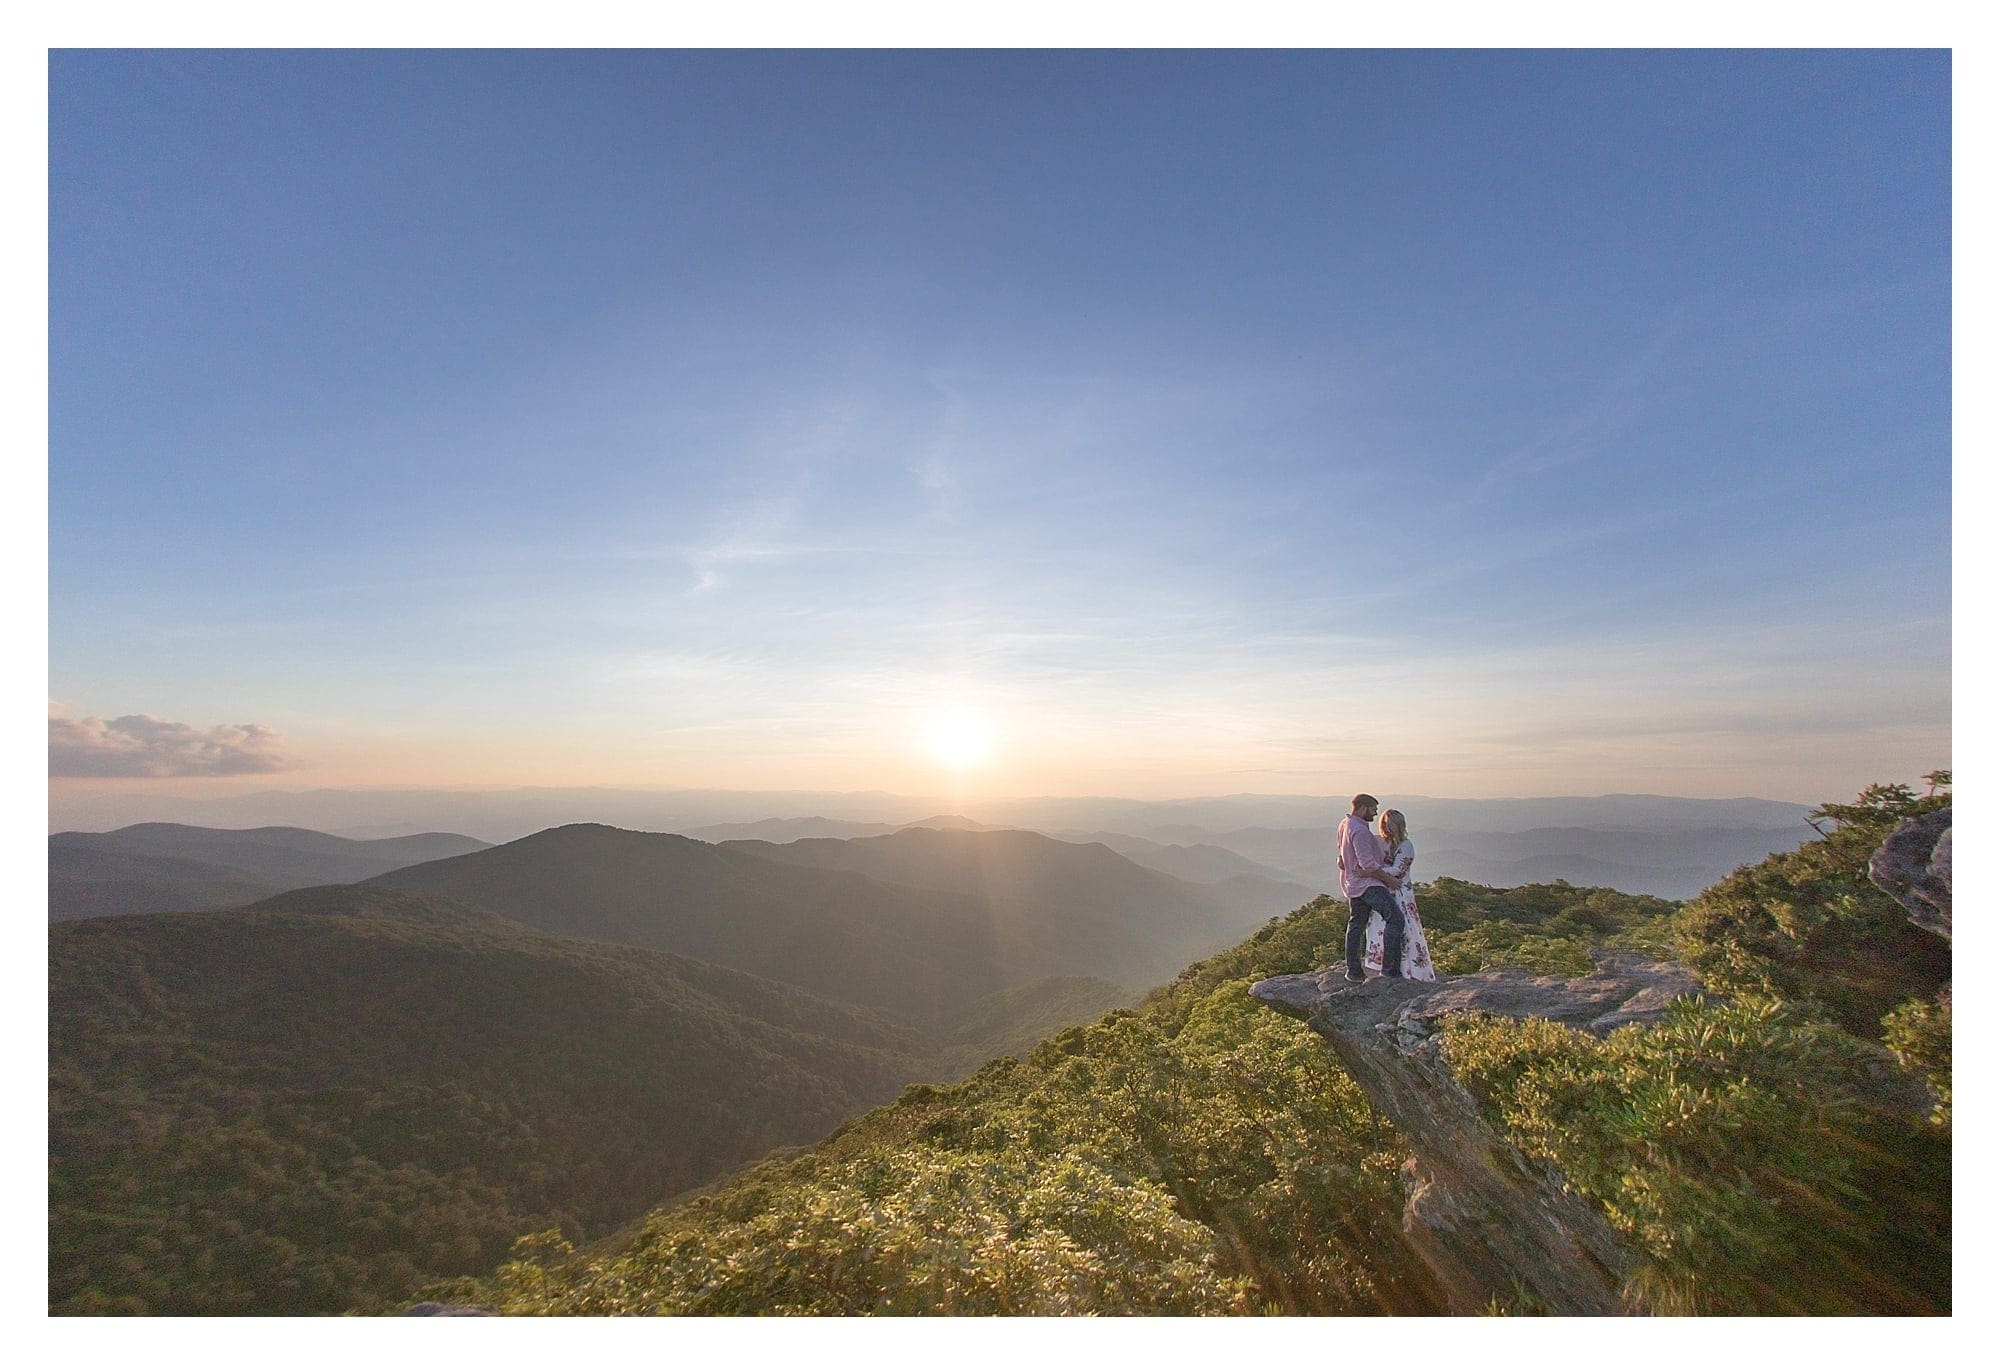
left=47, top=49, right=1951, bottom=801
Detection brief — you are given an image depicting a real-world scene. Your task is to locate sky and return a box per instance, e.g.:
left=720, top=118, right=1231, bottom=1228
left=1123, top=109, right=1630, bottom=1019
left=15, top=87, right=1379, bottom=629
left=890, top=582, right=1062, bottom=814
left=46, top=49, right=1952, bottom=805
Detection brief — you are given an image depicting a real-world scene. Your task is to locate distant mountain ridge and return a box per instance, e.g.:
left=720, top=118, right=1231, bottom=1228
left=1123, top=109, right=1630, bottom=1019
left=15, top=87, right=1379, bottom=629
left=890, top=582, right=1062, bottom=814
left=683, top=818, right=1312, bottom=900
left=49, top=804, right=1818, bottom=918
left=1129, top=820, right=1811, bottom=900
left=370, top=824, right=1032, bottom=1021
left=683, top=813, right=1014, bottom=843
left=686, top=816, right=903, bottom=843
left=48, top=823, right=492, bottom=921
left=51, top=787, right=1815, bottom=850
left=369, top=824, right=1292, bottom=1021
left=1048, top=829, right=1304, bottom=887
left=718, top=826, right=1294, bottom=984
left=48, top=844, right=291, bottom=920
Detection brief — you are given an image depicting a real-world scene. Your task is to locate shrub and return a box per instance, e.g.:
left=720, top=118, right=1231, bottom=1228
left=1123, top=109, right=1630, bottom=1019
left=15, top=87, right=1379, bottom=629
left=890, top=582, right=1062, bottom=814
left=1882, top=996, right=1951, bottom=1128
left=1674, top=780, right=1950, bottom=1040
left=1440, top=999, right=1949, bottom=1314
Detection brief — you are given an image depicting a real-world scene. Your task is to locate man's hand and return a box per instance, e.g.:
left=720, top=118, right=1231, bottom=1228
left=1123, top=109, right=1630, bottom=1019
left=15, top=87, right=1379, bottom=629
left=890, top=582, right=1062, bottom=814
left=1374, top=869, right=1402, bottom=889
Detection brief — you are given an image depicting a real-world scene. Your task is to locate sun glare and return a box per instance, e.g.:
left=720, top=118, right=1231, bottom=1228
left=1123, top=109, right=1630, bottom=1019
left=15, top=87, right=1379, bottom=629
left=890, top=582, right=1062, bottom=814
left=927, top=712, right=991, bottom=768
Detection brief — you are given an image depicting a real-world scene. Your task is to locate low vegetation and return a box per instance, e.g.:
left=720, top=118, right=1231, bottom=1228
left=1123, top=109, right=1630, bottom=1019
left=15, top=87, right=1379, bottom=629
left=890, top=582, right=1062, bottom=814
left=1674, top=775, right=1951, bottom=1042
left=1440, top=1001, right=1947, bottom=1312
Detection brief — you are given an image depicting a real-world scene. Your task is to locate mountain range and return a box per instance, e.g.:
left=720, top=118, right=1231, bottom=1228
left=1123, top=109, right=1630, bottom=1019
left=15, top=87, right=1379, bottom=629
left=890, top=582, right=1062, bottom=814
left=47, top=787, right=1812, bottom=841
left=51, top=789, right=1815, bottom=901
left=50, top=825, right=1165, bottom=1313
left=681, top=808, right=1807, bottom=903
left=367, top=824, right=1285, bottom=1015
left=690, top=815, right=1313, bottom=889
left=51, top=815, right=1289, bottom=1313
left=1128, top=821, right=1813, bottom=900
left=49, top=796, right=1811, bottom=928
left=48, top=823, right=491, bottom=920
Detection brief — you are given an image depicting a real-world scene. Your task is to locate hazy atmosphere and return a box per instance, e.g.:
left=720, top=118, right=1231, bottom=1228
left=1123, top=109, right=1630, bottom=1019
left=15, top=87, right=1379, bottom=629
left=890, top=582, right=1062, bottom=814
left=48, top=50, right=1949, bottom=815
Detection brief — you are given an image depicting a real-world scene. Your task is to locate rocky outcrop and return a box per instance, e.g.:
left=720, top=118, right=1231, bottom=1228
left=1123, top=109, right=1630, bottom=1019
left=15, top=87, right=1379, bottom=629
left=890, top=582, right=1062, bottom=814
left=1869, top=807, right=1952, bottom=940
left=1249, top=953, right=1708, bottom=1315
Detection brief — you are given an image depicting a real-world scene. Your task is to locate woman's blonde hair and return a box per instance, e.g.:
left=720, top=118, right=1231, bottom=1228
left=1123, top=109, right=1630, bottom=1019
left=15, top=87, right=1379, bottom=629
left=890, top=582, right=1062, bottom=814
left=1380, top=809, right=1408, bottom=846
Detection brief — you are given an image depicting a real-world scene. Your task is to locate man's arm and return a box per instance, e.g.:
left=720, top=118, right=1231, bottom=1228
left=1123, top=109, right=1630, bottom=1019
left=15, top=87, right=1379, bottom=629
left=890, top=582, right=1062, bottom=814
left=1351, top=828, right=1398, bottom=887
left=1352, top=824, right=1400, bottom=888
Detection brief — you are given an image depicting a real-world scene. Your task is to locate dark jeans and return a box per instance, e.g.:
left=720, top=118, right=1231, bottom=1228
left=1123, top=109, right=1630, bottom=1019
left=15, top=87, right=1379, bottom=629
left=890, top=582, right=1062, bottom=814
left=1346, top=885, right=1404, bottom=977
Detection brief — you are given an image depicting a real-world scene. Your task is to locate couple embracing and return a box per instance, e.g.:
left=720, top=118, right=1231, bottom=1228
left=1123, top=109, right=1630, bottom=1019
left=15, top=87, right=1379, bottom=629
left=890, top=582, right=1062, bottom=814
left=1336, top=793, right=1437, bottom=983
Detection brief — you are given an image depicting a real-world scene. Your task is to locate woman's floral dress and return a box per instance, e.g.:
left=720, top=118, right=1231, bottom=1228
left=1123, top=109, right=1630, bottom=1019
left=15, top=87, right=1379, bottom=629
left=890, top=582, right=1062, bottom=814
left=1364, top=838, right=1437, bottom=980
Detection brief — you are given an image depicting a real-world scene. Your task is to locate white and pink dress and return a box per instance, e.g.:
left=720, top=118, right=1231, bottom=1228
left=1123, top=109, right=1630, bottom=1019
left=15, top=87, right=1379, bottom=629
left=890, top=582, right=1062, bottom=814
left=1364, top=838, right=1437, bottom=981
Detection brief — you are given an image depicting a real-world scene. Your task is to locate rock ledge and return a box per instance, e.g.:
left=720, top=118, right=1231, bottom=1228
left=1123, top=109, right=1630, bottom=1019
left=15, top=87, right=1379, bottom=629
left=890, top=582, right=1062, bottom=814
left=1250, top=951, right=1702, bottom=1039
left=1248, top=953, right=1708, bottom=1315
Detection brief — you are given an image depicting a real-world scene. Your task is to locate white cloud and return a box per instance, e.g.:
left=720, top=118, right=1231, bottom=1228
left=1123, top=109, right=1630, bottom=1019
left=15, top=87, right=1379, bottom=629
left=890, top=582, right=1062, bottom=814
left=49, top=712, right=289, bottom=778
left=683, top=494, right=803, bottom=595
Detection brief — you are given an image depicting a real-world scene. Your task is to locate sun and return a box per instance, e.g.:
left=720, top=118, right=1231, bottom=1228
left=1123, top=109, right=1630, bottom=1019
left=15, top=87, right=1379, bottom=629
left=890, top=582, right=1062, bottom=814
left=927, top=711, right=991, bottom=768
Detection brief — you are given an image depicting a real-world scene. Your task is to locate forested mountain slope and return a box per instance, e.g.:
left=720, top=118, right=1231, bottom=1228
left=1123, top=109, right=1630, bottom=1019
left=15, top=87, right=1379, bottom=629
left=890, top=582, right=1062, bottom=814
left=49, top=843, right=292, bottom=919
left=722, top=827, right=1287, bottom=983
left=49, top=823, right=491, bottom=921
left=367, top=824, right=1074, bottom=1019
left=49, top=887, right=932, bottom=1315
left=1046, top=828, right=1304, bottom=887
left=372, top=824, right=1272, bottom=1013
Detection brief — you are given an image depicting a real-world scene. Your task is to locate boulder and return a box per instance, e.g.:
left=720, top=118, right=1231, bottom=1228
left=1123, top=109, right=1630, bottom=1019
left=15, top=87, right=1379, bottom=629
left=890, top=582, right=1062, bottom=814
left=1868, top=807, right=1952, bottom=940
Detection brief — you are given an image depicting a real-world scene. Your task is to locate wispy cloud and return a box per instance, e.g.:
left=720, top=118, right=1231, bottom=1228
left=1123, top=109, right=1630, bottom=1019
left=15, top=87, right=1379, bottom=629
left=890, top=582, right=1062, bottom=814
left=911, top=448, right=958, bottom=521
left=682, top=495, right=804, bottom=594
left=50, top=711, right=290, bottom=778
left=908, top=387, right=968, bottom=522
left=671, top=390, right=895, bottom=593
left=1461, top=319, right=1684, bottom=505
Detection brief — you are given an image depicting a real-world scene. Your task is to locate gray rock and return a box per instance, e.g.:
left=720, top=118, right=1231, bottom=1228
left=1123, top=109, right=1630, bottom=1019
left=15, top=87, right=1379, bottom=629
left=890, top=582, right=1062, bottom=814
left=1868, top=807, right=1952, bottom=940
left=1249, top=954, right=1711, bottom=1315
left=1253, top=951, right=1704, bottom=1039
left=401, top=1301, right=498, bottom=1316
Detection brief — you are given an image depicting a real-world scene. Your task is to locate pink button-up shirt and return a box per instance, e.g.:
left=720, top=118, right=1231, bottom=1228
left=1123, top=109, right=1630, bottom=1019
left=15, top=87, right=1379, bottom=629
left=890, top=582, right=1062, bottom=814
left=1337, top=813, right=1386, bottom=899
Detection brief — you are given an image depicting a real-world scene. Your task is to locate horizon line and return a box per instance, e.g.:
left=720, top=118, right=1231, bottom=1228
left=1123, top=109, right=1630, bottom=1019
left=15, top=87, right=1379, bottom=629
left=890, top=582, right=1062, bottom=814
left=47, top=780, right=1827, bottom=805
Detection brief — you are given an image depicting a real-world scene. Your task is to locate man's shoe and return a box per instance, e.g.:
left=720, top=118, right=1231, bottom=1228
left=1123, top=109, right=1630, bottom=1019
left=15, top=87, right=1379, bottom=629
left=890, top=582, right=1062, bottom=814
left=1344, top=969, right=1367, bottom=984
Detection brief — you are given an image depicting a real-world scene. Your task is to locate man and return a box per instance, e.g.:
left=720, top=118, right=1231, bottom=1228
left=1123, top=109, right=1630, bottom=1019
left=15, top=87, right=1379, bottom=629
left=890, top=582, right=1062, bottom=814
left=1337, top=792, right=1404, bottom=983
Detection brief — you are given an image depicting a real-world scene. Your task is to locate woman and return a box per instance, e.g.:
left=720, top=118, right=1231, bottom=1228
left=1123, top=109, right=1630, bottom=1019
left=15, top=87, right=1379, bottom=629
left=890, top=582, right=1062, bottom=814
left=1364, top=809, right=1437, bottom=981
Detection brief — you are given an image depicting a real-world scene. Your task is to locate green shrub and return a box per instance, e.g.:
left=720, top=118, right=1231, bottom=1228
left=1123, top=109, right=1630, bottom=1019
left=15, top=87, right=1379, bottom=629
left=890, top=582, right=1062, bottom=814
left=1423, top=880, right=1679, bottom=979
left=1882, top=996, right=1951, bottom=1128
left=1674, top=780, right=1951, bottom=1040
left=1440, top=999, right=1949, bottom=1314
left=1429, top=923, right=1594, bottom=978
